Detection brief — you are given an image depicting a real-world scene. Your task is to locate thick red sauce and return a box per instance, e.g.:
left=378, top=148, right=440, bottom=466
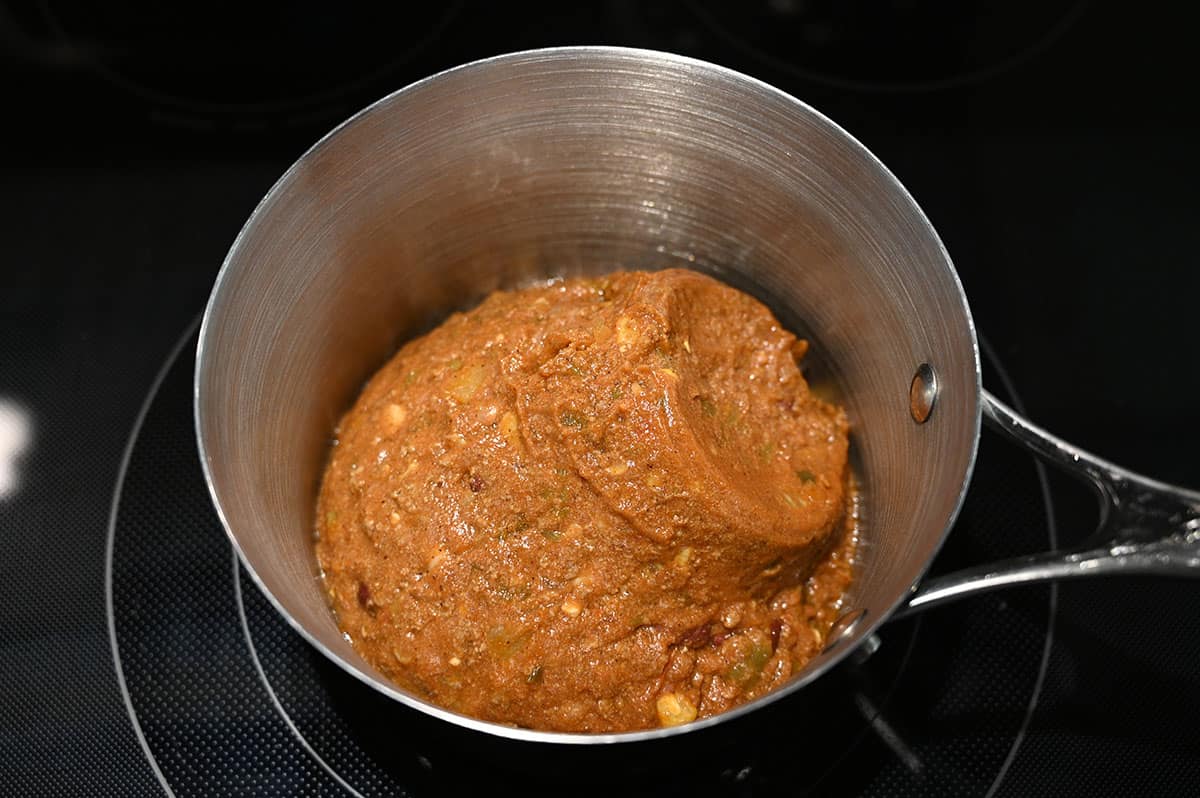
left=316, top=269, right=856, bottom=732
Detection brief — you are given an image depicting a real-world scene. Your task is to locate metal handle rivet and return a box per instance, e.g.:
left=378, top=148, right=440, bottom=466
left=910, top=363, right=938, bottom=424
left=823, top=608, right=868, bottom=654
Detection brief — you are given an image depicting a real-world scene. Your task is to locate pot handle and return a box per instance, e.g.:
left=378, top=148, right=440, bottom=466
left=898, top=390, right=1200, bottom=617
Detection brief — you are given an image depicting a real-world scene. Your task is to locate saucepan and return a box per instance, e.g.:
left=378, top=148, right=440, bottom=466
left=194, top=47, right=1200, bottom=743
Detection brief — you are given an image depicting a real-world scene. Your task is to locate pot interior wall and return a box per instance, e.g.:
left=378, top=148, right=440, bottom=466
left=197, top=49, right=980, bottom=712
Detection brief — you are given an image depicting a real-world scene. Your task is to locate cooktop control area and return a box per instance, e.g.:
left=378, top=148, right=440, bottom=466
left=3, top=2, right=1198, bottom=796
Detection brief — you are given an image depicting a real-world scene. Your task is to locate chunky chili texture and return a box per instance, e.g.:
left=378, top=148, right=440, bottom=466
left=316, top=269, right=856, bottom=732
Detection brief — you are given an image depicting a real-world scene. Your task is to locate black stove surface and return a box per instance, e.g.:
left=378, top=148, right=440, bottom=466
left=108, top=326, right=1055, bottom=797
left=3, top=2, right=1198, bottom=796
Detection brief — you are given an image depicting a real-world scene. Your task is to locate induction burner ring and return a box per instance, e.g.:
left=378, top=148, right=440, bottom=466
left=105, top=316, right=200, bottom=798
left=233, top=554, right=367, bottom=797
left=977, top=334, right=1058, bottom=798
left=109, top=316, right=1058, bottom=796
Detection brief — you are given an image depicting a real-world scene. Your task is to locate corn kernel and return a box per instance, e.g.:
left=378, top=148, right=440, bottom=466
left=656, top=693, right=698, bottom=727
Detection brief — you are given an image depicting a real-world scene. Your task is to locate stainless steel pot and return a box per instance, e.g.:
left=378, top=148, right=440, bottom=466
left=194, top=47, right=1200, bottom=743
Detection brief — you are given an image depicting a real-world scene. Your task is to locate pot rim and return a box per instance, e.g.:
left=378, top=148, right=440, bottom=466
left=194, top=45, right=983, bottom=745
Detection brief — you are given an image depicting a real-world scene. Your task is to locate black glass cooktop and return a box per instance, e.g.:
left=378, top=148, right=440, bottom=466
left=3, top=2, right=1199, bottom=795
left=107, top=325, right=1050, bottom=797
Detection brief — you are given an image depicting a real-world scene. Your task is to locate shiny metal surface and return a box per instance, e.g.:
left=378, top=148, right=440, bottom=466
left=823, top=608, right=869, bottom=654
left=195, top=46, right=984, bottom=743
left=909, top=362, right=938, bottom=424
left=902, top=391, right=1200, bottom=615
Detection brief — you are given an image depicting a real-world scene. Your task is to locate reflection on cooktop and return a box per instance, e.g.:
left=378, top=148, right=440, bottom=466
left=0, top=399, right=33, bottom=501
